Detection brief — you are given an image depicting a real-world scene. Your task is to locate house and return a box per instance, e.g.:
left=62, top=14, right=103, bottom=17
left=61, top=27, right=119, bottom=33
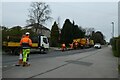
left=25, top=23, right=51, bottom=38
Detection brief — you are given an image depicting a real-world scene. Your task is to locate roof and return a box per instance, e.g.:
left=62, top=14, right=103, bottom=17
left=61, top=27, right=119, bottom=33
left=25, top=23, right=50, bottom=31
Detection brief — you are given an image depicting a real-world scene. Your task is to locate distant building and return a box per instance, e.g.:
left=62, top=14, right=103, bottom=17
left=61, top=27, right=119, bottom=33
left=25, top=23, right=51, bottom=38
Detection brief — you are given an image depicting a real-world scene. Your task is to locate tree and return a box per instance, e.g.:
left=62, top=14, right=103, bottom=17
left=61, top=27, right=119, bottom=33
left=61, top=19, right=86, bottom=46
left=85, top=28, right=95, bottom=36
left=72, top=21, right=85, bottom=39
left=50, top=21, right=59, bottom=47
left=61, top=19, right=74, bottom=45
left=2, top=26, right=37, bottom=42
left=78, top=26, right=85, bottom=38
left=2, top=26, right=8, bottom=31
left=2, top=26, right=22, bottom=42
left=27, top=2, right=52, bottom=33
left=92, top=31, right=106, bottom=45
left=73, top=25, right=84, bottom=39
left=2, top=26, right=9, bottom=41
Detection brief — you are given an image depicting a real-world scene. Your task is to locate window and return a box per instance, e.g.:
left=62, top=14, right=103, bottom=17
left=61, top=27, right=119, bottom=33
left=43, top=38, right=48, bottom=44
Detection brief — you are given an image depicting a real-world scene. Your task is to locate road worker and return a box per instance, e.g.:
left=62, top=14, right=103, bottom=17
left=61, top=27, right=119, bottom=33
left=20, top=32, right=32, bottom=67
left=61, top=43, right=66, bottom=51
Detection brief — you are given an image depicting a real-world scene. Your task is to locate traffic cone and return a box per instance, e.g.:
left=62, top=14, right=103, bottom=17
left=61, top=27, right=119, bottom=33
left=61, top=43, right=66, bottom=51
left=69, top=43, right=73, bottom=49
left=15, top=50, right=23, bottom=66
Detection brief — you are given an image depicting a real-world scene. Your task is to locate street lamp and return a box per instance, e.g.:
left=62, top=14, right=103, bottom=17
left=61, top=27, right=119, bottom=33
left=111, top=22, right=114, bottom=38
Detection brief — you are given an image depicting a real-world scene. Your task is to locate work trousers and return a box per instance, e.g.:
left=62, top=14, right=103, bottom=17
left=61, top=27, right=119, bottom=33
left=22, top=49, right=30, bottom=62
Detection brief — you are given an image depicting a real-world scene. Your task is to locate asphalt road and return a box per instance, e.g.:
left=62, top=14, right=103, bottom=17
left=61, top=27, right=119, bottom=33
left=2, top=46, right=118, bottom=79
left=2, top=47, right=95, bottom=67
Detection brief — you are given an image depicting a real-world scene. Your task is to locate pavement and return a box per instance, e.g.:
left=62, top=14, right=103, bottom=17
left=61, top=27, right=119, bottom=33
left=50, top=47, right=68, bottom=51
left=49, top=47, right=61, bottom=51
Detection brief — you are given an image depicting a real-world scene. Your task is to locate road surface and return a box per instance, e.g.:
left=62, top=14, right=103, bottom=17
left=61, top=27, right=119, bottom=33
left=2, top=46, right=118, bottom=79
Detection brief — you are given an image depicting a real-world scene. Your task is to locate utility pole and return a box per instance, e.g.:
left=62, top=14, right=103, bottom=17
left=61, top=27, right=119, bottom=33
left=111, top=22, right=114, bottom=38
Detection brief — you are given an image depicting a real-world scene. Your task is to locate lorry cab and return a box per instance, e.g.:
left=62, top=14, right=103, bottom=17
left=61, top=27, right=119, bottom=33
left=40, top=35, right=49, bottom=49
left=38, top=35, right=49, bottom=51
left=31, top=34, right=49, bottom=53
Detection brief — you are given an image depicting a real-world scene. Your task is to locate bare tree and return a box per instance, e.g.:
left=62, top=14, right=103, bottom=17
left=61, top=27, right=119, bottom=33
left=85, top=27, right=95, bottom=36
left=57, top=16, right=61, bottom=28
left=27, top=2, right=52, bottom=33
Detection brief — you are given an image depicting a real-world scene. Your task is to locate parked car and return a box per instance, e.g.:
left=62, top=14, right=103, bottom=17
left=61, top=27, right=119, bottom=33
left=94, top=43, right=101, bottom=49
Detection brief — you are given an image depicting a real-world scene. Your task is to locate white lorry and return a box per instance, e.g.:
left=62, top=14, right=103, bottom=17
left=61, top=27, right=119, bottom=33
left=2, top=34, right=49, bottom=54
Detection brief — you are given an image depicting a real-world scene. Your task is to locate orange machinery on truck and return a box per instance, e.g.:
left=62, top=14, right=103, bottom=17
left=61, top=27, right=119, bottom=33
left=73, top=38, right=94, bottom=49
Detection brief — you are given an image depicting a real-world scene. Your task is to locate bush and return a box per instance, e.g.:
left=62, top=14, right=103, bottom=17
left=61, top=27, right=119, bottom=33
left=116, top=37, right=120, bottom=57
left=111, top=37, right=120, bottom=57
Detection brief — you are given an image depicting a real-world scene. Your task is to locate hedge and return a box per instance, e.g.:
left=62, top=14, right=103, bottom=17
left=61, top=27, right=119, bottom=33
left=116, top=37, right=120, bottom=57
left=111, top=37, right=120, bottom=57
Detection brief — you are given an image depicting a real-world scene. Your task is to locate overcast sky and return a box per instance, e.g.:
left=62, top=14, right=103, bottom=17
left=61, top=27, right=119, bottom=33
left=1, top=1, right=118, bottom=42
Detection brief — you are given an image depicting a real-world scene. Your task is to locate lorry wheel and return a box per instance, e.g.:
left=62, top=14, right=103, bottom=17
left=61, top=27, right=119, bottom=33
left=40, top=48, right=45, bottom=54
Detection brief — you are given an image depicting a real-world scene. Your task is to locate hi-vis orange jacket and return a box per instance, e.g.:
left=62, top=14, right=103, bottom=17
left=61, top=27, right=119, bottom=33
left=20, top=36, right=32, bottom=49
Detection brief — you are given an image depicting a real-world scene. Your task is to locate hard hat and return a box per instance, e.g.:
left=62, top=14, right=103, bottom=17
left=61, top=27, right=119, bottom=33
left=25, top=32, right=30, bottom=35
